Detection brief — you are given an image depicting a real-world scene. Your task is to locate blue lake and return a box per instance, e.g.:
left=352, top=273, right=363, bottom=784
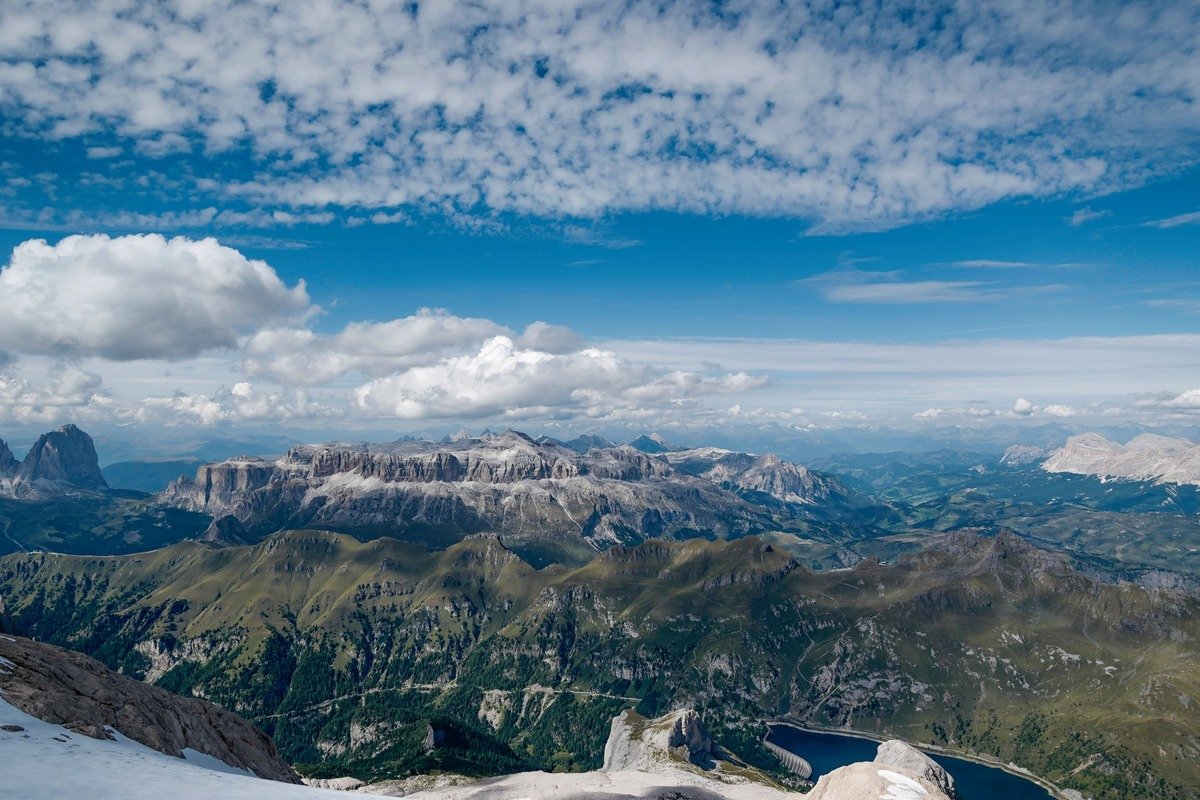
left=767, top=725, right=1055, bottom=800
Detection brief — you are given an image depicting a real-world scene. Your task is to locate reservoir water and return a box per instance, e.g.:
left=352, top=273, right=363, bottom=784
left=767, top=725, right=1055, bottom=800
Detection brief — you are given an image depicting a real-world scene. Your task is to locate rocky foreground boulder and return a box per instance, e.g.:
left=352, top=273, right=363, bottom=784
left=0, top=634, right=299, bottom=783
left=806, top=738, right=958, bottom=800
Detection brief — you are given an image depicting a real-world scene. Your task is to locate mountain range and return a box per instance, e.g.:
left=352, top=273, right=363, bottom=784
left=1041, top=432, right=1200, bottom=485
left=158, top=429, right=867, bottom=565
left=1, top=527, right=1193, bottom=799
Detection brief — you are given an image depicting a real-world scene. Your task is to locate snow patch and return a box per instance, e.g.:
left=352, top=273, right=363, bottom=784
left=878, top=769, right=929, bottom=800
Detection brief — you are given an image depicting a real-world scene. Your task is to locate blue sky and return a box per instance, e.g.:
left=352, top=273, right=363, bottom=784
left=0, top=0, right=1198, bottom=441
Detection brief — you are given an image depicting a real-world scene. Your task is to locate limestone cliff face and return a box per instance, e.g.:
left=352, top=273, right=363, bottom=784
left=602, top=708, right=719, bottom=772
left=157, top=431, right=854, bottom=558
left=164, top=458, right=277, bottom=514
left=15, top=424, right=107, bottom=490
left=0, top=634, right=299, bottom=783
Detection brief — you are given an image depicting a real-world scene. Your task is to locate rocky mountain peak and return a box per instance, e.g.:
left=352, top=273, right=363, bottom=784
left=10, top=424, right=107, bottom=491
left=630, top=432, right=676, bottom=453
left=999, top=443, right=1049, bottom=466
left=0, top=438, right=17, bottom=476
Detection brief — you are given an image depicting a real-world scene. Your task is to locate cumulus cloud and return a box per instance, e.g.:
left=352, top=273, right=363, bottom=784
left=1013, top=398, right=1035, bottom=415
left=353, top=335, right=762, bottom=420
left=1134, top=388, right=1200, bottom=410
left=136, top=382, right=336, bottom=426
left=243, top=310, right=525, bottom=384
left=0, top=1, right=1196, bottom=229
left=0, top=361, right=111, bottom=424
left=0, top=234, right=311, bottom=360
left=516, top=321, right=585, bottom=354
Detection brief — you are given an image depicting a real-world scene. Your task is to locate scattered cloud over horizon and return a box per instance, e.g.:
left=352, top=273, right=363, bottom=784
left=0, top=1, right=1196, bottom=230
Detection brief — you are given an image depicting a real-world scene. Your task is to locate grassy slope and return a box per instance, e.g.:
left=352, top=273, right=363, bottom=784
left=0, top=495, right=211, bottom=556
left=0, top=530, right=1196, bottom=797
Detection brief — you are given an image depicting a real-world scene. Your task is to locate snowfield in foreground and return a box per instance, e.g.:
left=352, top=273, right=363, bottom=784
left=0, top=697, right=345, bottom=800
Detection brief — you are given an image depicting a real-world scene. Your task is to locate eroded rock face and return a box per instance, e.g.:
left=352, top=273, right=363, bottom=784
left=15, top=424, right=107, bottom=490
left=0, top=634, right=299, bottom=783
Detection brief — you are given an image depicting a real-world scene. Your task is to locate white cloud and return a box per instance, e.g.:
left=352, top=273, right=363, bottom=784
left=802, top=269, right=1020, bottom=304
left=242, top=310, right=512, bottom=384
left=0, top=361, right=111, bottom=424
left=1042, top=404, right=1077, bottom=418
left=0, top=234, right=312, bottom=360
left=0, top=1, right=1195, bottom=229
left=84, top=146, right=122, bottom=159
left=1067, top=207, right=1112, bottom=226
left=1134, top=388, right=1200, bottom=410
left=1141, top=298, right=1200, bottom=313
left=353, top=335, right=762, bottom=420
left=1141, top=211, right=1200, bottom=229
left=951, top=260, right=1039, bottom=269
left=136, top=382, right=336, bottom=426
left=516, top=321, right=585, bottom=354
left=1013, top=398, right=1035, bottom=415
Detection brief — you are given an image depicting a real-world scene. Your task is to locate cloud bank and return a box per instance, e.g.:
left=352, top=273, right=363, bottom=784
left=0, top=1, right=1196, bottom=229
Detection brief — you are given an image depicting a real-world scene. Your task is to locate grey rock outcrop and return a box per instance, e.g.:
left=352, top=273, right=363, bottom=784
left=0, top=634, right=299, bottom=783
left=602, top=709, right=722, bottom=773
left=874, top=739, right=958, bottom=799
left=999, top=444, right=1049, bottom=466
left=16, top=424, right=107, bottom=490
